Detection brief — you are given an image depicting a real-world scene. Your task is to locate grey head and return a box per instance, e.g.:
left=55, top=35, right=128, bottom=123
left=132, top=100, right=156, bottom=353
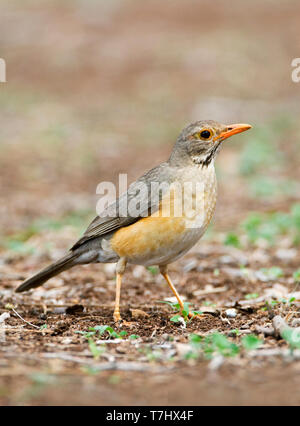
left=169, top=120, right=252, bottom=167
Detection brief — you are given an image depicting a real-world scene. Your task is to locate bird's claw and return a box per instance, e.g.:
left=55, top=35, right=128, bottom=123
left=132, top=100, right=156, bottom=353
left=188, top=312, right=205, bottom=320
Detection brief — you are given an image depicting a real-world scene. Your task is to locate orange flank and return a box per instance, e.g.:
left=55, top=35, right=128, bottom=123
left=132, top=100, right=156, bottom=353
left=110, top=215, right=186, bottom=259
left=111, top=186, right=188, bottom=259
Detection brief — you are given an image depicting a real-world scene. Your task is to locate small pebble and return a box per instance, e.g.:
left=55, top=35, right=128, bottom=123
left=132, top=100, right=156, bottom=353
left=39, top=313, right=47, bottom=320
left=0, top=312, right=10, bottom=324
left=291, top=318, right=300, bottom=327
left=225, top=308, right=237, bottom=318
left=61, top=337, right=72, bottom=345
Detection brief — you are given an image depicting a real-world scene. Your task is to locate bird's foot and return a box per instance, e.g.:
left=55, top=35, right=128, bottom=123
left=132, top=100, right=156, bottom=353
left=113, top=311, right=122, bottom=323
left=188, top=311, right=205, bottom=320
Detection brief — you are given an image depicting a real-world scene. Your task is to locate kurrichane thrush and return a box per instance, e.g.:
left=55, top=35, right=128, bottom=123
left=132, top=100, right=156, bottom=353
left=16, top=120, right=251, bottom=321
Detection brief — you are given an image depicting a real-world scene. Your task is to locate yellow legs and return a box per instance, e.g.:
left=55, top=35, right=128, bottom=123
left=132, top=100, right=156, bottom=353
left=113, top=258, right=127, bottom=322
left=160, top=265, right=199, bottom=319
left=160, top=265, right=185, bottom=310
left=113, top=261, right=199, bottom=322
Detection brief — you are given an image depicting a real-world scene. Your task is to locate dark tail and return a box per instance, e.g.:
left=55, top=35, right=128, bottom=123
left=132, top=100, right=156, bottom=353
left=16, top=252, right=80, bottom=293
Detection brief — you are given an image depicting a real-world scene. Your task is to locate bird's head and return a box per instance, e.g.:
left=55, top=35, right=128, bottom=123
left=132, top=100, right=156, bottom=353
left=170, top=120, right=252, bottom=167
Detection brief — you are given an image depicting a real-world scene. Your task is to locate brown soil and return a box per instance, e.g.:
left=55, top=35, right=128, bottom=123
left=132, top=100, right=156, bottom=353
left=1, top=0, right=300, bottom=406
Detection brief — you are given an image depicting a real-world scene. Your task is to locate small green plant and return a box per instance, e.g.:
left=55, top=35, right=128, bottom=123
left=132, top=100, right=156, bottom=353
left=138, top=346, right=162, bottom=362
left=147, top=266, right=159, bottom=275
left=184, top=332, right=264, bottom=361
left=87, top=338, right=105, bottom=360
left=261, top=297, right=295, bottom=311
left=39, top=324, right=48, bottom=330
left=159, top=301, right=202, bottom=325
left=185, top=333, right=240, bottom=360
left=75, top=325, right=130, bottom=360
left=261, top=300, right=278, bottom=311
left=92, top=325, right=128, bottom=339
left=245, top=293, right=259, bottom=300
left=260, top=267, right=283, bottom=280
left=293, top=269, right=300, bottom=283
left=213, top=268, right=220, bottom=276
left=207, top=334, right=238, bottom=358
left=76, top=325, right=128, bottom=340
left=129, top=334, right=140, bottom=340
left=241, top=204, right=300, bottom=246
left=229, top=329, right=240, bottom=337
left=281, top=328, right=300, bottom=350
left=241, top=334, right=262, bottom=350
left=204, top=333, right=240, bottom=358
left=224, top=232, right=240, bottom=248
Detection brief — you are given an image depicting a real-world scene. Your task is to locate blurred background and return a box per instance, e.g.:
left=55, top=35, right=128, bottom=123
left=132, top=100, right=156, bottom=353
left=1, top=0, right=300, bottom=407
left=0, top=0, right=299, bottom=258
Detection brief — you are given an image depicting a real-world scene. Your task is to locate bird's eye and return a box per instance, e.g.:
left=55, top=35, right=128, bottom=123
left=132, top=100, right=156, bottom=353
left=199, top=129, right=212, bottom=140
left=191, top=128, right=214, bottom=141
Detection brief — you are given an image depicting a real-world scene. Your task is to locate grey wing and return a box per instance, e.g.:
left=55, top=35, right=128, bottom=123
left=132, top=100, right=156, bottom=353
left=71, top=162, right=172, bottom=250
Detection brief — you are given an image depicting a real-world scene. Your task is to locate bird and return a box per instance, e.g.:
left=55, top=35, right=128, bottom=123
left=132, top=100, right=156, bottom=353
left=16, top=120, right=251, bottom=322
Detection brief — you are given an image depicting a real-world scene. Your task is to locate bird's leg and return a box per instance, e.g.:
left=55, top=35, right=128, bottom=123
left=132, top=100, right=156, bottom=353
left=160, top=265, right=185, bottom=312
left=159, top=265, right=202, bottom=319
left=113, top=257, right=127, bottom=322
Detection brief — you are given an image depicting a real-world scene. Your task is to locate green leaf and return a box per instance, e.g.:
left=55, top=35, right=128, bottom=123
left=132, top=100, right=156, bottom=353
left=224, top=232, right=240, bottom=248
left=88, top=338, right=104, bottom=360
left=191, top=310, right=203, bottom=316
left=204, top=333, right=240, bottom=358
left=157, top=301, right=181, bottom=311
left=189, top=334, right=202, bottom=346
left=90, top=325, right=124, bottom=339
left=282, top=328, right=300, bottom=350
left=241, top=335, right=262, bottom=350
left=170, top=315, right=183, bottom=323
left=129, top=334, right=140, bottom=340
left=92, top=325, right=112, bottom=335
left=245, top=293, right=259, bottom=300
left=39, top=324, right=47, bottom=330
left=293, top=269, right=300, bottom=282
left=147, top=266, right=159, bottom=275
left=260, top=267, right=283, bottom=280
left=181, top=302, right=190, bottom=319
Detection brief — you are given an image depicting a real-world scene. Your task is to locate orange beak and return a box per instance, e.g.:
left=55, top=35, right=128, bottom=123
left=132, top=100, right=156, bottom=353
left=218, top=123, right=252, bottom=141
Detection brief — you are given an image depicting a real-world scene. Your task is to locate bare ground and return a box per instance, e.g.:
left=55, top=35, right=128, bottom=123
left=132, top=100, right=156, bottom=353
left=1, top=0, right=300, bottom=406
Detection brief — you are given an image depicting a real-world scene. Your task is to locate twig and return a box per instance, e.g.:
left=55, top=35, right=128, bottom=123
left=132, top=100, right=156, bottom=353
left=0, top=327, right=52, bottom=334
left=10, top=308, right=40, bottom=329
